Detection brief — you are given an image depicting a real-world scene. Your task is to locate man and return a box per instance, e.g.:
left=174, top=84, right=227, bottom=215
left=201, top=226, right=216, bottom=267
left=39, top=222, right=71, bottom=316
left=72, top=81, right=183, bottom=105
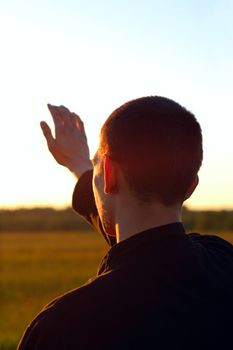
left=18, top=96, right=233, bottom=349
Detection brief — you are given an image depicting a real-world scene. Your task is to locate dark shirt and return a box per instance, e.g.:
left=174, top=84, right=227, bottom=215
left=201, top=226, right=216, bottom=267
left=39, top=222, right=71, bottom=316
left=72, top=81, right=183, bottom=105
left=18, top=170, right=233, bottom=349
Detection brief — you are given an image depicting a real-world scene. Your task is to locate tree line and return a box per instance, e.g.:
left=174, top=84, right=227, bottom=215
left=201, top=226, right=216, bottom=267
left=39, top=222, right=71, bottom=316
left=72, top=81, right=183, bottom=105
left=0, top=207, right=233, bottom=233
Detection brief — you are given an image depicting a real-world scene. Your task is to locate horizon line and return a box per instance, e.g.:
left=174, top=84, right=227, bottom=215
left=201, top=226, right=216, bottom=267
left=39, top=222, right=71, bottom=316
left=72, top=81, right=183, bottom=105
left=1, top=203, right=233, bottom=212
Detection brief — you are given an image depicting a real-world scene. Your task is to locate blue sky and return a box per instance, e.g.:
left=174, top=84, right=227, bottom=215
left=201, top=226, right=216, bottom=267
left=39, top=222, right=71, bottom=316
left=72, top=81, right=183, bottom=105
left=0, top=0, right=233, bottom=209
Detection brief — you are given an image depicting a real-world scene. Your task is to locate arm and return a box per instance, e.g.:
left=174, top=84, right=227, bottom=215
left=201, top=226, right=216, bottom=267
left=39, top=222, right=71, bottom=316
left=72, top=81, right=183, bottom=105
left=40, top=104, right=116, bottom=246
left=72, top=169, right=116, bottom=246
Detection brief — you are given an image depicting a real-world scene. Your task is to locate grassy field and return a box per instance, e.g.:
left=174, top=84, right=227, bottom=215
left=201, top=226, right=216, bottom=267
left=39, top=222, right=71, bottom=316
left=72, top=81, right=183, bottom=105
left=1, top=231, right=232, bottom=350
left=0, top=231, right=108, bottom=350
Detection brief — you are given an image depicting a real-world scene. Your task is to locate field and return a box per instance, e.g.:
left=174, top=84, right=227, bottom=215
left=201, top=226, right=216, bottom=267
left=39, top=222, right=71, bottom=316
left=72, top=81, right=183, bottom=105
left=0, top=231, right=108, bottom=350
left=1, top=231, right=233, bottom=350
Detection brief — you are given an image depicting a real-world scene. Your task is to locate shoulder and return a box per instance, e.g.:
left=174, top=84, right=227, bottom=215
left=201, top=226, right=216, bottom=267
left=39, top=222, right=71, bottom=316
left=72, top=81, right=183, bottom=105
left=18, top=273, right=113, bottom=349
left=188, top=232, right=233, bottom=254
left=187, top=232, right=233, bottom=284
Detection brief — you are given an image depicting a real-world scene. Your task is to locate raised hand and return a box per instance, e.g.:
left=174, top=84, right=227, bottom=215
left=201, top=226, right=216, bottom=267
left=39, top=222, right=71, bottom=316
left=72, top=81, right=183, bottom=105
left=40, top=104, right=93, bottom=178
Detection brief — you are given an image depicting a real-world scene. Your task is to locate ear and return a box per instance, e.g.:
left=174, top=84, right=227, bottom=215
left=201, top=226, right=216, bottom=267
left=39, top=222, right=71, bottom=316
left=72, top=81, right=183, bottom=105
left=184, top=175, right=199, bottom=201
left=103, top=155, right=118, bottom=194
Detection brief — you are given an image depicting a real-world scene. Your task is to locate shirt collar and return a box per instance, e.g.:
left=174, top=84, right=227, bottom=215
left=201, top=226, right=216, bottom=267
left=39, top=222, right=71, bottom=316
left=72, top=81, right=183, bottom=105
left=98, top=222, right=186, bottom=275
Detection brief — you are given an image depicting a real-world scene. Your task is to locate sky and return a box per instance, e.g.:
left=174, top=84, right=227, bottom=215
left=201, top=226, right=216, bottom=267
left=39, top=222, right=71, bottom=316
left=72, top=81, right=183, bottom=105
left=0, top=0, right=232, bottom=210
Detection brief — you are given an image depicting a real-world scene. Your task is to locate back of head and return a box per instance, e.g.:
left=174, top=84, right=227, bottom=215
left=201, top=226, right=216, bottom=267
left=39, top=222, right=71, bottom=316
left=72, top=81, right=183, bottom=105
left=100, top=96, right=203, bottom=206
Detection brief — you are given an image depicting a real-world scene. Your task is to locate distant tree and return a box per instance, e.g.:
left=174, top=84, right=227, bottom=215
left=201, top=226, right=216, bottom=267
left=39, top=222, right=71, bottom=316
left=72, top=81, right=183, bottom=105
left=0, top=207, right=233, bottom=233
left=0, top=208, right=91, bottom=232
left=182, top=207, right=233, bottom=233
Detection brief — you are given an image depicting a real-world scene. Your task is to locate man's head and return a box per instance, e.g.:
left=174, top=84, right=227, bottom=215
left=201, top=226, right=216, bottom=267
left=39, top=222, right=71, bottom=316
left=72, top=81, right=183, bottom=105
left=92, top=96, right=203, bottom=234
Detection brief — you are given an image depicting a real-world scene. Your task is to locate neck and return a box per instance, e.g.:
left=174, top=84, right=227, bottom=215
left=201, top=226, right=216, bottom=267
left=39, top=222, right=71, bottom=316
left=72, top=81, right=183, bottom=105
left=115, top=198, right=181, bottom=243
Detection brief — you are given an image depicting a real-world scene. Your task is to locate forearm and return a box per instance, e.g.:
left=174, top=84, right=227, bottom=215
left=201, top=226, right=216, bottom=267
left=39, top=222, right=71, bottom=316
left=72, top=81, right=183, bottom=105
left=72, top=170, right=97, bottom=217
left=72, top=170, right=116, bottom=247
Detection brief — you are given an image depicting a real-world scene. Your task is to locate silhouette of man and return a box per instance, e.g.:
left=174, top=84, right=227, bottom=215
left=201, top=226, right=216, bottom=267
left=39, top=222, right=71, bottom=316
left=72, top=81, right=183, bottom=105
left=18, top=96, right=233, bottom=349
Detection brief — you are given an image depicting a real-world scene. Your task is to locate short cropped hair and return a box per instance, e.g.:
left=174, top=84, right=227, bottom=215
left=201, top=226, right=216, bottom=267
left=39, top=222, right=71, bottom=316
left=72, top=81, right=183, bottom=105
left=100, top=96, right=203, bottom=206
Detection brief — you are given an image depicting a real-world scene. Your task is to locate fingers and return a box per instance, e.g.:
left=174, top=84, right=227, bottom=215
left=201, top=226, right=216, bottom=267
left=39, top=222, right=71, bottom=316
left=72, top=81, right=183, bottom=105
left=47, top=104, right=64, bottom=136
left=47, top=104, right=74, bottom=131
left=47, top=103, right=85, bottom=133
left=58, top=105, right=73, bottom=128
left=71, top=112, right=84, bottom=130
left=40, top=121, right=55, bottom=149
